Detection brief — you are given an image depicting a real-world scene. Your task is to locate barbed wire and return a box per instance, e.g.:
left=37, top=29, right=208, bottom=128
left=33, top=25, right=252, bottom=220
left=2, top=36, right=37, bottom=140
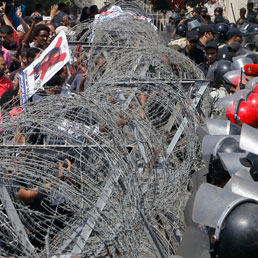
left=0, top=1, right=205, bottom=256
left=0, top=95, right=144, bottom=256
left=86, top=46, right=204, bottom=86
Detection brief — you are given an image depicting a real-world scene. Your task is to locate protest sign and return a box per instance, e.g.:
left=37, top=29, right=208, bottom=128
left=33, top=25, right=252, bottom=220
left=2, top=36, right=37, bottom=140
left=19, top=31, right=71, bottom=104
left=93, top=6, right=154, bottom=27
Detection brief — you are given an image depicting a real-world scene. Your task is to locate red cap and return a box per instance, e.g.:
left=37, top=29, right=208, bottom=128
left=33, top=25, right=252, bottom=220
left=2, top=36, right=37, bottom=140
left=244, top=64, right=258, bottom=76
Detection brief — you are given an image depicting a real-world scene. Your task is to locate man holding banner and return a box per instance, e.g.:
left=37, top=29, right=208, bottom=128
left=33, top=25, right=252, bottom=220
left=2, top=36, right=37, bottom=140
left=18, top=31, right=71, bottom=104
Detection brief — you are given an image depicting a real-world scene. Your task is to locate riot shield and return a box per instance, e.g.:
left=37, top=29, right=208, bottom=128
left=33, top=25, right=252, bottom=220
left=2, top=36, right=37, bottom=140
left=177, top=226, right=210, bottom=258
left=192, top=183, right=250, bottom=239
left=225, top=175, right=258, bottom=201
left=218, top=152, right=247, bottom=175
left=240, top=123, right=258, bottom=155
left=202, top=135, right=241, bottom=168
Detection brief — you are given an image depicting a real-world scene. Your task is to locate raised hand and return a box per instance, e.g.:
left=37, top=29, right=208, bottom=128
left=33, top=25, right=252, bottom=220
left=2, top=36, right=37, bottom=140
left=50, top=4, right=58, bottom=18
left=15, top=6, right=22, bottom=18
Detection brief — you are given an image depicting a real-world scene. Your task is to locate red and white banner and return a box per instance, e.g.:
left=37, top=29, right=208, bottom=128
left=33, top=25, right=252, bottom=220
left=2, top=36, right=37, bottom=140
left=93, top=6, right=154, bottom=27
left=19, top=31, right=71, bottom=104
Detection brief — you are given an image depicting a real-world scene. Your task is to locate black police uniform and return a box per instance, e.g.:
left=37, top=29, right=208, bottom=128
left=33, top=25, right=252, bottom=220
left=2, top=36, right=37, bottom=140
left=199, top=62, right=210, bottom=76
left=218, top=44, right=234, bottom=61
left=197, top=41, right=205, bottom=51
left=180, top=47, right=205, bottom=64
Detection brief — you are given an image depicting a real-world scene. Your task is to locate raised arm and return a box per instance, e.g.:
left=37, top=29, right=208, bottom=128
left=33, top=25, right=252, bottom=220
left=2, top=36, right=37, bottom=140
left=16, top=6, right=29, bottom=32
left=1, top=2, right=16, bottom=30
left=22, top=18, right=36, bottom=47
left=46, top=4, right=58, bottom=25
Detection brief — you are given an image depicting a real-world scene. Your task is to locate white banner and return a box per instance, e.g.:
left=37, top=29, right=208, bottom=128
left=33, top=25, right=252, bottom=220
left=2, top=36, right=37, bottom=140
left=93, top=6, right=154, bottom=26
left=19, top=31, right=71, bottom=104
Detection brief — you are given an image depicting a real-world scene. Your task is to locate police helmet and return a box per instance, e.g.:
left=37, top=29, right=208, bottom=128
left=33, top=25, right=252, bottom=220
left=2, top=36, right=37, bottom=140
left=215, top=23, right=229, bottom=42
left=216, top=201, right=258, bottom=258
left=214, top=60, right=232, bottom=85
left=240, top=22, right=251, bottom=33
left=193, top=183, right=258, bottom=258
left=175, top=24, right=187, bottom=38
left=207, top=136, right=243, bottom=186
left=248, top=24, right=258, bottom=33
left=229, top=23, right=237, bottom=28
left=214, top=7, right=223, bottom=16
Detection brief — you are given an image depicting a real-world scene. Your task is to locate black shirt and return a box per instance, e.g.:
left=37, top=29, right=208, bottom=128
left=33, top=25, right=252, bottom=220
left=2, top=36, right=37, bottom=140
left=197, top=41, right=205, bottom=51
left=180, top=47, right=205, bottom=64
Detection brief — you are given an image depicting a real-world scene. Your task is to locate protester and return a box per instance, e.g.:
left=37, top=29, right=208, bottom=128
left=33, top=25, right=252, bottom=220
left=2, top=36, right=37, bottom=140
left=0, top=25, right=21, bottom=71
left=11, top=69, right=22, bottom=88
left=6, top=0, right=26, bottom=28
left=47, top=24, right=56, bottom=45
left=30, top=4, right=43, bottom=18
left=4, top=67, right=10, bottom=78
left=52, top=2, right=68, bottom=28
left=31, top=73, right=62, bottom=102
left=30, top=24, right=50, bottom=49
left=0, top=45, right=12, bottom=70
left=25, top=47, right=40, bottom=65
left=80, top=7, right=90, bottom=22
left=0, top=56, right=13, bottom=97
left=19, top=47, right=27, bottom=68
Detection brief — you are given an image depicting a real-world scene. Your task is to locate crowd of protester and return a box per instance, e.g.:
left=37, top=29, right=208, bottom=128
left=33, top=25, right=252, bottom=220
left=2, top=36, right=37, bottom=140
left=0, top=0, right=110, bottom=119
left=0, top=1, right=110, bottom=251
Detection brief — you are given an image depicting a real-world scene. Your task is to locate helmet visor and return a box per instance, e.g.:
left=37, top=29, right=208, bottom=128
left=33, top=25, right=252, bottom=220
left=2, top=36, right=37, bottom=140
left=231, top=57, right=253, bottom=71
